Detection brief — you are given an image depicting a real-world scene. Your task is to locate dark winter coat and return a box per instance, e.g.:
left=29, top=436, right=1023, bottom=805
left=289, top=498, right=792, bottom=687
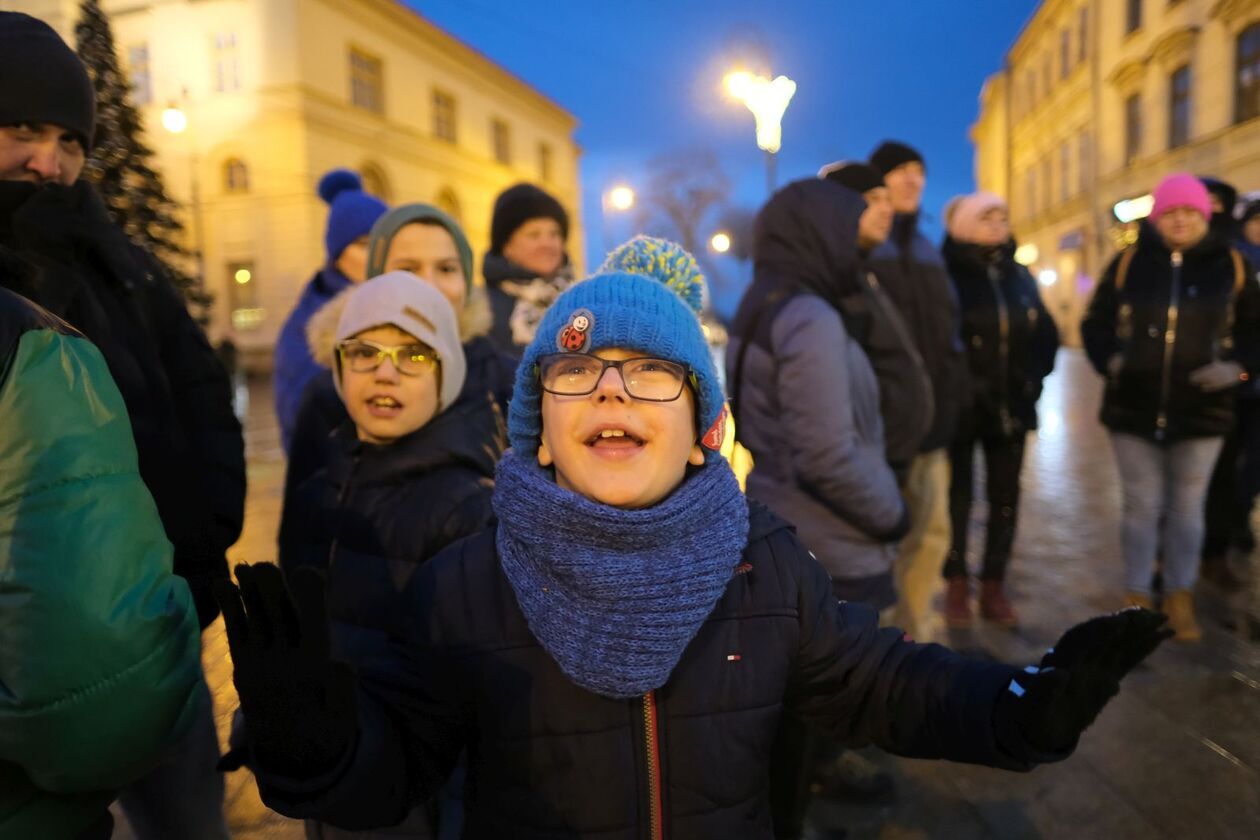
left=279, top=391, right=501, bottom=671
left=274, top=267, right=353, bottom=452
left=943, top=237, right=1060, bottom=440
left=728, top=180, right=909, bottom=597
left=868, top=212, right=967, bottom=452
left=0, top=180, right=245, bottom=628
left=1081, top=225, right=1260, bottom=442
left=482, top=252, right=574, bottom=359
left=254, top=502, right=1064, bottom=837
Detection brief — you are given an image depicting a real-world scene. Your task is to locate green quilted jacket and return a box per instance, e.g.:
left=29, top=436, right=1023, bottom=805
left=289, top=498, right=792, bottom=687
left=0, top=285, right=203, bottom=838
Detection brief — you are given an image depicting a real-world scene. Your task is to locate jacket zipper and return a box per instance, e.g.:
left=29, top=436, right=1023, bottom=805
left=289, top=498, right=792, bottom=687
left=865, top=271, right=936, bottom=442
left=1155, top=251, right=1184, bottom=441
left=326, top=450, right=362, bottom=566
left=643, top=690, right=664, bottom=840
left=988, top=265, right=1014, bottom=436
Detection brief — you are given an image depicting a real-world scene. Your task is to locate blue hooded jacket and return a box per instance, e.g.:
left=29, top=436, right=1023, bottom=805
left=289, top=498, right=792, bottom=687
left=273, top=267, right=352, bottom=451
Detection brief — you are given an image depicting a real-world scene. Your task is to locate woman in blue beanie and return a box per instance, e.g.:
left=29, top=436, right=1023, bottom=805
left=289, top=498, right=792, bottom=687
left=219, top=238, right=1171, bottom=838
left=273, top=169, right=387, bottom=452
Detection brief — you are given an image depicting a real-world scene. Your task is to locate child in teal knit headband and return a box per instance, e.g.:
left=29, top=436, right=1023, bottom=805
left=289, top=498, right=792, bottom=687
left=217, top=237, right=1172, bottom=838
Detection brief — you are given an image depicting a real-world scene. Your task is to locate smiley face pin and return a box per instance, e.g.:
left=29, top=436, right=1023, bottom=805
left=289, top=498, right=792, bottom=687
left=557, top=308, right=595, bottom=353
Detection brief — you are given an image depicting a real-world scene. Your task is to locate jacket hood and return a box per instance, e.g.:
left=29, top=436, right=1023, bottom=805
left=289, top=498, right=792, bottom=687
left=751, top=179, right=867, bottom=303
left=942, top=236, right=1015, bottom=276
left=306, top=284, right=492, bottom=368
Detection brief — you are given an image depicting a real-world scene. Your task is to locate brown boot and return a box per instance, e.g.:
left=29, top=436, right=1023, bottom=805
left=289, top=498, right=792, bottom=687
left=944, top=577, right=972, bottom=628
left=1124, top=592, right=1153, bottom=610
left=1164, top=590, right=1202, bottom=643
left=979, top=580, right=1018, bottom=627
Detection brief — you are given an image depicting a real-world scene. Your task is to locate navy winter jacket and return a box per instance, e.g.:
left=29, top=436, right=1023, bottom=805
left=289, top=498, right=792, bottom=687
left=254, top=503, right=1062, bottom=837
left=729, top=180, right=908, bottom=595
left=274, top=267, right=352, bottom=452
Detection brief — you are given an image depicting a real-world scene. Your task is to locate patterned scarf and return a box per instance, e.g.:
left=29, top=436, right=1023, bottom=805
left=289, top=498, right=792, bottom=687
left=493, top=450, right=750, bottom=699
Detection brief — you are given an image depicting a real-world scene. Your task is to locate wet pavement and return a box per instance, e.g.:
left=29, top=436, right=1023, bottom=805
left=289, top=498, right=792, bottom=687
left=114, top=350, right=1260, bottom=838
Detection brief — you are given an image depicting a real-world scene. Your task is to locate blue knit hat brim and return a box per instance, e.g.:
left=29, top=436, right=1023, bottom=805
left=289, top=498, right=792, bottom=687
left=508, top=272, right=725, bottom=463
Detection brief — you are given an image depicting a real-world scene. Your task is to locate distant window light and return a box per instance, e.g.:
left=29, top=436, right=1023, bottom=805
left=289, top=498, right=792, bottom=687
left=1237, top=24, right=1260, bottom=124
left=1078, top=132, right=1091, bottom=194
left=1026, top=166, right=1037, bottom=219
left=127, top=44, right=152, bottom=105
left=1168, top=64, right=1191, bottom=148
left=224, top=158, right=249, bottom=193
left=227, top=260, right=262, bottom=330
left=491, top=118, right=511, bottom=164
left=433, top=90, right=457, bottom=143
left=213, top=31, right=241, bottom=93
left=1060, top=141, right=1070, bottom=202
left=1126, top=0, right=1142, bottom=34
left=1060, top=29, right=1071, bottom=79
left=538, top=142, right=553, bottom=182
left=1041, top=157, right=1052, bottom=211
left=349, top=48, right=384, bottom=115
left=1124, top=93, right=1143, bottom=165
left=1078, top=6, right=1088, bottom=63
left=359, top=162, right=391, bottom=202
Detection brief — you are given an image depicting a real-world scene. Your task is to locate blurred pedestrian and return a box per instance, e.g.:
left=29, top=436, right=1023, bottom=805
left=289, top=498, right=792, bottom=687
left=482, top=182, right=574, bottom=357
left=216, top=245, right=1172, bottom=837
left=0, top=14, right=241, bottom=835
left=867, top=140, right=966, bottom=643
left=941, top=192, right=1059, bottom=628
left=0, top=286, right=204, bottom=839
left=273, top=168, right=387, bottom=451
left=278, top=272, right=500, bottom=839
left=1240, top=199, right=1260, bottom=265
left=286, top=202, right=516, bottom=494
left=1082, top=172, right=1260, bottom=641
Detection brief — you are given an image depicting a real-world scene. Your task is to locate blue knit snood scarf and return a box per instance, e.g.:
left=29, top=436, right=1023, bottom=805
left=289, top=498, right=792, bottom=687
left=493, top=450, right=751, bottom=699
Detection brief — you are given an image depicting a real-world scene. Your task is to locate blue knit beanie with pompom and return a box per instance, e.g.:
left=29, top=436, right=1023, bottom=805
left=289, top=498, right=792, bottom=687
left=508, top=236, right=727, bottom=463
left=318, top=169, right=388, bottom=264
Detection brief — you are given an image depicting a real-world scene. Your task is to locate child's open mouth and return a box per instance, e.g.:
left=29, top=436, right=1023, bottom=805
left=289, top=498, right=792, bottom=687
left=585, top=426, right=646, bottom=459
left=366, top=395, right=404, bottom=419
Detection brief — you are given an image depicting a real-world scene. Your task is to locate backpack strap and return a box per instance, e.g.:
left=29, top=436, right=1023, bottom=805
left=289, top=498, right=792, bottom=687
left=1231, top=247, right=1246, bottom=296
left=1115, top=247, right=1137, bottom=292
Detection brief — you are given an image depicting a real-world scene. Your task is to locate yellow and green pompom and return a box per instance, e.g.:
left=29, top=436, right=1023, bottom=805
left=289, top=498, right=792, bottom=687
left=600, top=236, right=706, bottom=315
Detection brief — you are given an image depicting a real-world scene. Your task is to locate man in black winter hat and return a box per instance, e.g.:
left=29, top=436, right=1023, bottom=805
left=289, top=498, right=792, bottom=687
left=866, top=139, right=967, bottom=644
left=482, top=181, right=574, bottom=357
left=0, top=12, right=240, bottom=839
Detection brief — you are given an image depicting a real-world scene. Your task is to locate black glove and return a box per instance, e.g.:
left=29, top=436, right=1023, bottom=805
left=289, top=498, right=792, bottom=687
left=214, top=563, right=358, bottom=779
left=996, top=608, right=1172, bottom=755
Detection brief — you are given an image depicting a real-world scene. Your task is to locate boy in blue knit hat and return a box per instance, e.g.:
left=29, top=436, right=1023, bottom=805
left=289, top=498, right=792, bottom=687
left=218, top=238, right=1172, bottom=838
left=273, top=169, right=388, bottom=451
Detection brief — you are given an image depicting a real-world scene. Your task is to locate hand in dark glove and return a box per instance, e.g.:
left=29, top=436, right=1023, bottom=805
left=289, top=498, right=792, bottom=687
left=214, top=563, right=358, bottom=779
left=996, top=608, right=1172, bottom=756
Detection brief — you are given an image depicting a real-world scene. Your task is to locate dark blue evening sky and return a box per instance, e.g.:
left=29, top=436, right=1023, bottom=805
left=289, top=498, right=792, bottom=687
left=408, top=0, right=1037, bottom=298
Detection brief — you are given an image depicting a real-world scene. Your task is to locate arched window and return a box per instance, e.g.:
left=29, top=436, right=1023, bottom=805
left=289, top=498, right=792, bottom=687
left=1238, top=23, right=1260, bottom=124
left=435, top=187, right=462, bottom=224
left=359, top=162, right=391, bottom=202
left=223, top=157, right=249, bottom=193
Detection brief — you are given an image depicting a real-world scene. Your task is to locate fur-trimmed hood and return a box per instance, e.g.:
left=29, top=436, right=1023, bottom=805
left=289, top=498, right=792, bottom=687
left=306, top=283, right=493, bottom=367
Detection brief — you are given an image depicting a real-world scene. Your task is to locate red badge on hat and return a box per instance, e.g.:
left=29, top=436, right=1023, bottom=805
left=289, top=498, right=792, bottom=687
left=557, top=309, right=594, bottom=353
left=701, top=403, right=728, bottom=451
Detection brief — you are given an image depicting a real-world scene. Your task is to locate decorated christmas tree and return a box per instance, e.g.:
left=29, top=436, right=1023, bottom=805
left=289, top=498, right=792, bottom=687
left=74, top=0, right=212, bottom=321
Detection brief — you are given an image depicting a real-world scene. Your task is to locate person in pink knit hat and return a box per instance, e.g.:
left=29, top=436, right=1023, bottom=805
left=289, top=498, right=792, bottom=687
left=1082, top=171, right=1260, bottom=641
left=940, top=191, right=1059, bottom=629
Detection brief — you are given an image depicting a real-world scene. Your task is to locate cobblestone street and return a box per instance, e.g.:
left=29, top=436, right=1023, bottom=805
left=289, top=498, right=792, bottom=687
left=117, top=350, right=1260, bottom=839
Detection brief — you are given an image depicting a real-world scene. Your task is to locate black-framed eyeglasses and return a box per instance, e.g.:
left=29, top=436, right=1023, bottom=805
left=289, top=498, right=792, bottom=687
left=337, top=339, right=438, bottom=376
left=538, top=353, right=690, bottom=402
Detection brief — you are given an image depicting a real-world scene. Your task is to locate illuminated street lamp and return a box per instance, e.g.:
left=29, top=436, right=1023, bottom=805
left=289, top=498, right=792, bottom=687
left=161, top=103, right=188, bottom=134
left=601, top=183, right=636, bottom=255
left=724, top=70, right=796, bottom=194
left=710, top=231, right=732, bottom=253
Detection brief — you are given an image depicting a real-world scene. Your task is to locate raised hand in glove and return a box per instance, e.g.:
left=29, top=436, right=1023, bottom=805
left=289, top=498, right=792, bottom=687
left=1189, top=360, right=1247, bottom=392
left=214, top=563, right=358, bottom=779
left=996, top=608, right=1172, bottom=756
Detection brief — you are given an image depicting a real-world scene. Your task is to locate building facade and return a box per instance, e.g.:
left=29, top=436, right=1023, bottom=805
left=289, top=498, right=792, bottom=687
left=972, top=0, right=1260, bottom=344
left=7, top=0, right=583, bottom=361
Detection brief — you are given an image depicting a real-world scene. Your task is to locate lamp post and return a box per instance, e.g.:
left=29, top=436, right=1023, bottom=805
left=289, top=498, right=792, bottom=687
left=710, top=231, right=732, bottom=254
left=161, top=95, right=205, bottom=290
left=601, top=183, right=636, bottom=257
left=724, top=70, right=796, bottom=195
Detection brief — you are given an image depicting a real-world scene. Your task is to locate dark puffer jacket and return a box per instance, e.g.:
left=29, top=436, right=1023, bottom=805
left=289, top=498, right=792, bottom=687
left=255, top=503, right=1064, bottom=837
left=867, top=213, right=967, bottom=452
left=1081, top=226, right=1260, bottom=442
left=0, top=180, right=245, bottom=628
left=279, top=391, right=502, bottom=663
left=944, top=237, right=1060, bottom=440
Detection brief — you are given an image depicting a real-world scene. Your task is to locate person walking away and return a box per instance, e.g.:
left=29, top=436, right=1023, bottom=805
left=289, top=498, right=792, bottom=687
left=867, top=140, right=966, bottom=643
left=0, top=14, right=242, bottom=836
left=0, top=286, right=203, bottom=839
left=1082, top=172, right=1260, bottom=642
left=277, top=272, right=501, bottom=838
left=273, top=169, right=387, bottom=451
left=216, top=242, right=1172, bottom=837
left=728, top=177, right=909, bottom=838
left=482, top=182, right=574, bottom=357
left=286, top=203, right=516, bottom=493
left=941, top=192, right=1059, bottom=628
